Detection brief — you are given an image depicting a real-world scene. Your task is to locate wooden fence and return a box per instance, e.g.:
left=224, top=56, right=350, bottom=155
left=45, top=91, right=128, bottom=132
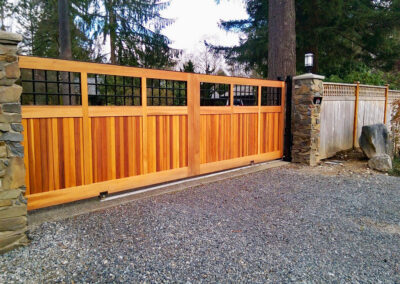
left=320, top=82, right=400, bottom=159
left=18, top=56, right=286, bottom=210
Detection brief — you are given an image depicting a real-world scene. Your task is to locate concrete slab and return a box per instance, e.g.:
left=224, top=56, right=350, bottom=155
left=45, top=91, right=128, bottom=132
left=28, top=160, right=289, bottom=228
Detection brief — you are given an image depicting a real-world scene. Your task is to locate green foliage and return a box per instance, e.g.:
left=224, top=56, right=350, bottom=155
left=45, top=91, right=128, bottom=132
left=326, top=63, right=400, bottom=89
left=215, top=0, right=400, bottom=80
left=89, top=0, right=175, bottom=68
left=389, top=157, right=400, bottom=176
left=214, top=0, right=269, bottom=77
left=13, top=0, right=176, bottom=68
left=181, top=60, right=195, bottom=73
left=15, top=0, right=96, bottom=61
left=136, top=30, right=178, bottom=69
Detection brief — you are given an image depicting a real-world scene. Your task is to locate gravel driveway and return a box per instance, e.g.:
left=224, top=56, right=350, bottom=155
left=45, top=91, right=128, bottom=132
left=1, top=165, right=400, bottom=283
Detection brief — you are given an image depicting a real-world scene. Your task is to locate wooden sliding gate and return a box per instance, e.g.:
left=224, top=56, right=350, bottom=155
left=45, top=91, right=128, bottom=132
left=19, top=56, right=285, bottom=210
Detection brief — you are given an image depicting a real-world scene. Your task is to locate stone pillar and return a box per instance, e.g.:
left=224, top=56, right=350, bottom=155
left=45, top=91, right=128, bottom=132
left=292, top=73, right=325, bottom=166
left=0, top=31, right=28, bottom=254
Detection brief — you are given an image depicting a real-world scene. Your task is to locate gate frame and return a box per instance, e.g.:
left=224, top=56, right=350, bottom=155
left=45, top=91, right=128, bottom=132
left=19, top=56, right=286, bottom=210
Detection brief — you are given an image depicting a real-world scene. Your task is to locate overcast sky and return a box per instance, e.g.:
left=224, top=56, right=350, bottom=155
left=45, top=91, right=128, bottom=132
left=160, top=0, right=248, bottom=54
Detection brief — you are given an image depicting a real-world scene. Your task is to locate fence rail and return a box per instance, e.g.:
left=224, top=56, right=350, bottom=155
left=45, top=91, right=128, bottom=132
left=19, top=56, right=285, bottom=210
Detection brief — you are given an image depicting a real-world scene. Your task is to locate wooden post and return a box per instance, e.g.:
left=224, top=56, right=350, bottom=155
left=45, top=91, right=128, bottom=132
left=383, top=84, right=389, bottom=125
left=81, top=72, right=93, bottom=184
left=257, top=85, right=261, bottom=155
left=141, top=77, right=148, bottom=174
left=352, top=81, right=360, bottom=149
left=187, top=74, right=200, bottom=176
left=279, top=81, right=286, bottom=157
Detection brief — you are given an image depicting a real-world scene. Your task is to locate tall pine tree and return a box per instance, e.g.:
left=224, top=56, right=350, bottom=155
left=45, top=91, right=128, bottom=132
left=15, top=0, right=95, bottom=60
left=89, top=0, right=176, bottom=68
left=215, top=0, right=400, bottom=79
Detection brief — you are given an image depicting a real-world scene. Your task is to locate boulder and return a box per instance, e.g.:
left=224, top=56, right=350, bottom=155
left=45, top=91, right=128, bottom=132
left=368, top=154, right=392, bottom=172
left=359, top=124, right=390, bottom=159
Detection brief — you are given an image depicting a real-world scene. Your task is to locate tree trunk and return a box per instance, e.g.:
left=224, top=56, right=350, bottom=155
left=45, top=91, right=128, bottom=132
left=109, top=1, right=117, bottom=64
left=0, top=1, right=5, bottom=31
left=58, top=0, right=72, bottom=60
left=268, top=0, right=296, bottom=80
left=58, top=0, right=73, bottom=105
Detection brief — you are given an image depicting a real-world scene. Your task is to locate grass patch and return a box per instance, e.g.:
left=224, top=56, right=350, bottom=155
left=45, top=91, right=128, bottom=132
left=389, top=157, right=400, bottom=176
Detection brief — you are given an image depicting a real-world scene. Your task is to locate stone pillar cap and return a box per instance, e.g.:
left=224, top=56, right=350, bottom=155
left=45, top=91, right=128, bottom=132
left=0, top=31, right=23, bottom=44
left=294, top=73, right=325, bottom=80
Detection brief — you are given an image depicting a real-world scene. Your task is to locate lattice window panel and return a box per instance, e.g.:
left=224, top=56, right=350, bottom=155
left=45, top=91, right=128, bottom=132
left=323, top=83, right=356, bottom=97
left=233, top=85, right=258, bottom=106
left=20, top=69, right=81, bottom=105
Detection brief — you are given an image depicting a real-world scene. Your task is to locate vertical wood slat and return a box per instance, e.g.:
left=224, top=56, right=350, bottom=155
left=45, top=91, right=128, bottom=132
left=353, top=81, right=360, bottom=148
left=22, top=119, right=30, bottom=195
left=230, top=84, right=234, bottom=159
left=188, top=74, right=200, bottom=176
left=52, top=118, right=60, bottom=190
left=47, top=119, right=54, bottom=191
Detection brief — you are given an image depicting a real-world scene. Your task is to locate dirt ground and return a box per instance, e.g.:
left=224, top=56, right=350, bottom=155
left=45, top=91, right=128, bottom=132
left=288, top=149, right=386, bottom=178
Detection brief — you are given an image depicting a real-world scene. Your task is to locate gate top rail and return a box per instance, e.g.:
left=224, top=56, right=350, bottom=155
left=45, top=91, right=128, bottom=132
left=19, top=56, right=284, bottom=88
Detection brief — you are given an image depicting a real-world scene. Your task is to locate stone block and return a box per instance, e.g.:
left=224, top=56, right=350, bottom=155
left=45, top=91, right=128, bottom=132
left=359, top=124, right=390, bottom=159
left=0, top=189, right=20, bottom=200
left=0, top=123, right=10, bottom=132
left=2, top=103, right=21, bottom=114
left=10, top=123, right=23, bottom=132
left=0, top=84, right=22, bottom=103
left=0, top=216, right=26, bottom=231
left=0, top=132, right=23, bottom=142
left=0, top=44, right=18, bottom=55
left=0, top=229, right=27, bottom=248
left=2, top=157, right=25, bottom=190
left=7, top=142, right=24, bottom=157
left=368, top=154, right=392, bottom=172
left=0, top=54, right=17, bottom=63
left=0, top=78, right=17, bottom=86
left=0, top=199, right=12, bottom=207
left=4, top=62, right=20, bottom=79
left=0, top=31, right=23, bottom=43
left=0, top=234, right=28, bottom=254
left=0, top=145, right=6, bottom=158
left=0, top=113, right=22, bottom=123
left=0, top=205, right=26, bottom=218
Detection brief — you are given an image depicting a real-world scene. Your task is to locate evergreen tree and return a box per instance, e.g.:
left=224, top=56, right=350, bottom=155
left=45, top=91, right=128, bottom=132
left=215, top=0, right=400, bottom=79
left=14, top=0, right=176, bottom=69
left=133, top=30, right=178, bottom=69
left=89, top=0, right=176, bottom=68
left=15, top=0, right=95, bottom=60
left=181, top=60, right=195, bottom=73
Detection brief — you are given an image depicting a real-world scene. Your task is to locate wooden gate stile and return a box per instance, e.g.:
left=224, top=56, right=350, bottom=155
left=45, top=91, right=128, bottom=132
left=19, top=56, right=285, bottom=210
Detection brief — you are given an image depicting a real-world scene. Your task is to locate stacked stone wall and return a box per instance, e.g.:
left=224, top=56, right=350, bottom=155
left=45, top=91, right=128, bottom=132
left=0, top=31, right=28, bottom=254
left=292, top=75, right=324, bottom=166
